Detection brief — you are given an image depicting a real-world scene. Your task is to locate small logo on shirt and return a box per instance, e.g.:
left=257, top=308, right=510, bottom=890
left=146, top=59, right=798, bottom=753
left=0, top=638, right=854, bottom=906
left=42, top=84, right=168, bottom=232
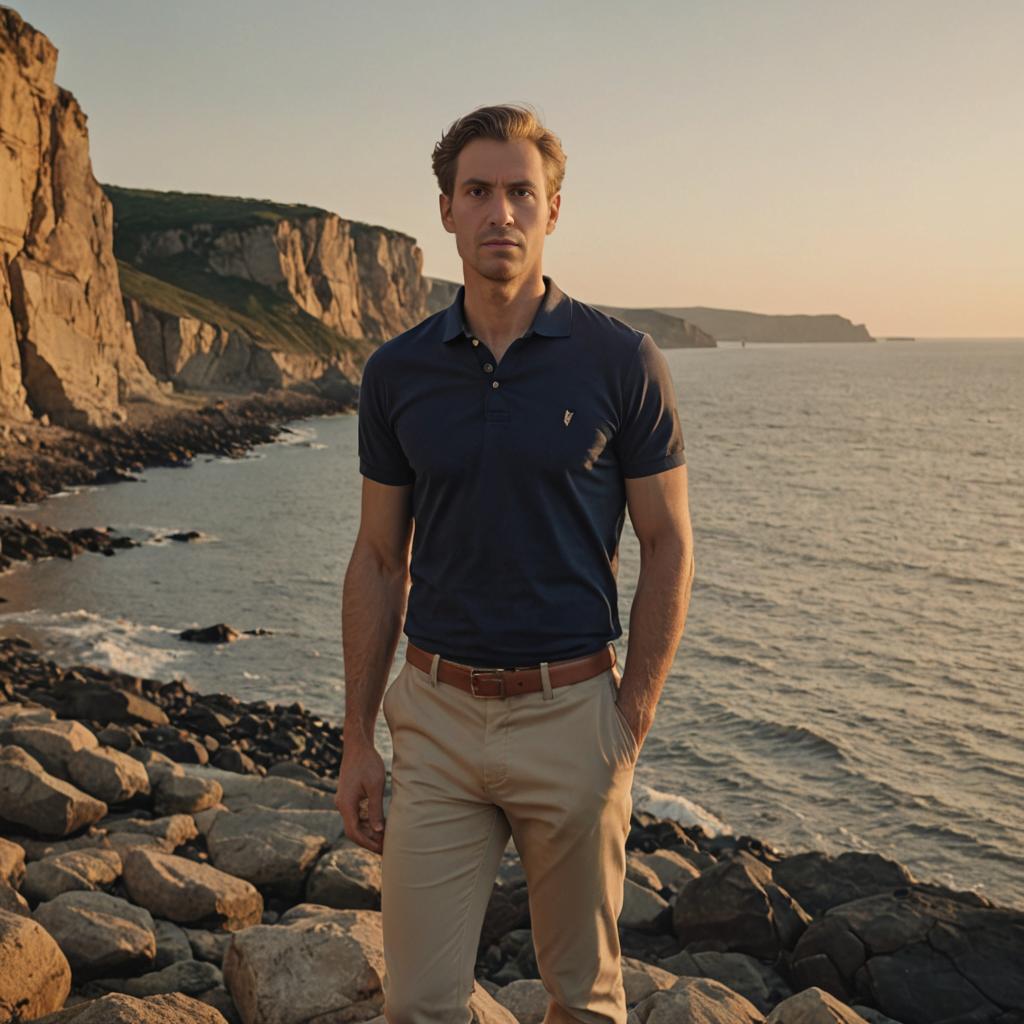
left=563, top=409, right=575, bottom=427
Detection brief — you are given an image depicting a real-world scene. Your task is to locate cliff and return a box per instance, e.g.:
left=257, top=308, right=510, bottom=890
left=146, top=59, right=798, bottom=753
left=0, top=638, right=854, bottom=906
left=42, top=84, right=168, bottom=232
left=424, top=278, right=717, bottom=348
left=0, top=6, right=167, bottom=428
left=107, top=187, right=430, bottom=394
left=659, top=306, right=874, bottom=344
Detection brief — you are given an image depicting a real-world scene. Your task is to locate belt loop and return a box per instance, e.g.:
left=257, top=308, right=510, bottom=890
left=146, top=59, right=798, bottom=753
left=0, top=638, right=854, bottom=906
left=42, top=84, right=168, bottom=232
left=429, top=652, right=441, bottom=687
left=540, top=661, right=553, bottom=700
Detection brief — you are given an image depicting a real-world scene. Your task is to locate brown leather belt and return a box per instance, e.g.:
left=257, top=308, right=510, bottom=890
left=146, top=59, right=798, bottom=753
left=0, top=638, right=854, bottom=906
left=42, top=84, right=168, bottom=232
left=406, top=642, right=617, bottom=699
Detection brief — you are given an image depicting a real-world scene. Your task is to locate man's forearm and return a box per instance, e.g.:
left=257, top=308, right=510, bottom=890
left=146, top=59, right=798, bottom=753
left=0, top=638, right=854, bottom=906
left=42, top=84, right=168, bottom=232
left=341, top=541, right=410, bottom=747
left=617, top=538, right=695, bottom=743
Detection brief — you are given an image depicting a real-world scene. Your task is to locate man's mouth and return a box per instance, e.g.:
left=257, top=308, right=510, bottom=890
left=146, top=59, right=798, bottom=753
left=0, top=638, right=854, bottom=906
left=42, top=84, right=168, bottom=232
left=483, top=239, right=518, bottom=247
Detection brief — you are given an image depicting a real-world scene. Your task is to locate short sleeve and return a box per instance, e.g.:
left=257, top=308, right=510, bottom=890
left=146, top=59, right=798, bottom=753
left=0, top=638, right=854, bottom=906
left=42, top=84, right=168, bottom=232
left=615, top=333, right=686, bottom=478
left=357, top=351, right=415, bottom=486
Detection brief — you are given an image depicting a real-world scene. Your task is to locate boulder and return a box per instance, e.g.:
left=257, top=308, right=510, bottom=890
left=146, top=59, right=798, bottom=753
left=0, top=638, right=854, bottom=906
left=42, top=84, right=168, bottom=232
left=773, top=851, right=916, bottom=919
left=121, top=847, right=262, bottom=931
left=672, top=850, right=811, bottom=958
left=620, top=956, right=678, bottom=1005
left=493, top=978, right=549, bottom=1023
left=154, top=773, right=223, bottom=815
left=620, top=877, right=670, bottom=932
left=0, top=907, right=72, bottom=1021
left=0, top=720, right=98, bottom=777
left=0, top=836, right=26, bottom=887
left=67, top=745, right=150, bottom=804
left=691, top=951, right=792, bottom=1013
left=0, top=745, right=107, bottom=837
left=98, top=958, right=224, bottom=998
left=54, top=684, right=169, bottom=728
left=153, top=918, right=193, bottom=969
left=633, top=974, right=765, bottom=1024
left=0, top=878, right=30, bottom=916
left=185, top=927, right=232, bottom=965
left=223, top=905, right=385, bottom=1023
left=22, top=848, right=122, bottom=902
left=304, top=840, right=381, bottom=909
left=205, top=807, right=339, bottom=893
left=635, top=848, right=702, bottom=892
left=626, top=856, right=664, bottom=893
left=766, top=987, right=871, bottom=1024
left=32, top=890, right=156, bottom=980
left=180, top=765, right=334, bottom=811
left=32, top=991, right=229, bottom=1022
left=103, top=814, right=198, bottom=852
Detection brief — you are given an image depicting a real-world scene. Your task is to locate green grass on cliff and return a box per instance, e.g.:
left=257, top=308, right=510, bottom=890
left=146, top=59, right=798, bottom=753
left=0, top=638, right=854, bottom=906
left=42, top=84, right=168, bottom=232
left=105, top=185, right=379, bottom=362
left=117, top=260, right=367, bottom=361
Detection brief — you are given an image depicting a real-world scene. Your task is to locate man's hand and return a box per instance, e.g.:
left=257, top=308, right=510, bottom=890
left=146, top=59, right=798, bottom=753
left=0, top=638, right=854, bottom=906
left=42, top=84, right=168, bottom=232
left=335, top=739, right=387, bottom=855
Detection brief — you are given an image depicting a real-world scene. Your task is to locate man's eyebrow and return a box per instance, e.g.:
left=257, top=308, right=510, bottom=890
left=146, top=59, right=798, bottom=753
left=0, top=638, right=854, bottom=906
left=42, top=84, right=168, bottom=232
left=460, top=177, right=539, bottom=190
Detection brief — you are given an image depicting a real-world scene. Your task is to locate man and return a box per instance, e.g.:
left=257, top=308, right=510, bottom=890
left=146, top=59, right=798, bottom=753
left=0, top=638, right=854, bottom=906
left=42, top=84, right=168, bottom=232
left=336, top=104, right=695, bottom=1024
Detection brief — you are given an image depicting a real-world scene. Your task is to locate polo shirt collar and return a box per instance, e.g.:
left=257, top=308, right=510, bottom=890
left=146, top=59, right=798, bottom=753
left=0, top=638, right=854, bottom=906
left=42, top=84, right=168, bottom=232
left=440, top=275, right=572, bottom=344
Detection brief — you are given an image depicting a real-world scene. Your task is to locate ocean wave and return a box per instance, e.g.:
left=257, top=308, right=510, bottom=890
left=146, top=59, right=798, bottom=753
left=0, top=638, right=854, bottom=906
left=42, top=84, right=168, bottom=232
left=632, top=782, right=732, bottom=837
left=0, top=607, right=189, bottom=680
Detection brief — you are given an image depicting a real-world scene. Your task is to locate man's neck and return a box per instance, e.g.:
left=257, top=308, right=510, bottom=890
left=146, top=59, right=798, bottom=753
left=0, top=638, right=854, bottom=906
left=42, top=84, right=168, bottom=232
left=462, top=268, right=546, bottom=356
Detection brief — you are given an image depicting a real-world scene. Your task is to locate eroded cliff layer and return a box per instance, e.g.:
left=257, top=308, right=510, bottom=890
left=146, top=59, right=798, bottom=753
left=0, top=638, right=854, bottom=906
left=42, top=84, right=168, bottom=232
left=107, top=187, right=429, bottom=393
left=0, top=6, right=165, bottom=428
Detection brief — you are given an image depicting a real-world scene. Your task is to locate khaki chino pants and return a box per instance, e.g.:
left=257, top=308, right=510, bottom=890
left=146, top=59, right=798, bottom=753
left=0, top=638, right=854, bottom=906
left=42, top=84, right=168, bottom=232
left=380, top=646, right=640, bottom=1024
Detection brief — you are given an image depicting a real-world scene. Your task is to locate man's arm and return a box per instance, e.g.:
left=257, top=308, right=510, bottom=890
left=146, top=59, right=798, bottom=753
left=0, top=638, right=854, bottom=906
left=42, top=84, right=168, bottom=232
left=335, top=477, right=413, bottom=853
left=615, top=464, right=695, bottom=751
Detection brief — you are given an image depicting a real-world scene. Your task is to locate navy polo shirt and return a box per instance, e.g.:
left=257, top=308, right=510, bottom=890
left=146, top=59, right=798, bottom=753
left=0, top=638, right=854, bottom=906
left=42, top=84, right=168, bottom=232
left=357, top=275, right=686, bottom=667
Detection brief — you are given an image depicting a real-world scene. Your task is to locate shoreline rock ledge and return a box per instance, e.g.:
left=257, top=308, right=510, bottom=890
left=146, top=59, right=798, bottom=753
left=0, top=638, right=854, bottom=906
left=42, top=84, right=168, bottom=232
left=1, top=633, right=1022, bottom=1024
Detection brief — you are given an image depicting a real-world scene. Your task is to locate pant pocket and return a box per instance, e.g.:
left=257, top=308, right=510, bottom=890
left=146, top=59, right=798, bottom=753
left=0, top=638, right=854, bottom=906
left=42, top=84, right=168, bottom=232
left=608, top=675, right=640, bottom=764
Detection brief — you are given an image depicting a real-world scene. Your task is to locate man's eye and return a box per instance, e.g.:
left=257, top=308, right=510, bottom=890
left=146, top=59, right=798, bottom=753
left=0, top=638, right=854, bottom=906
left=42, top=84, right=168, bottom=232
left=513, top=189, right=533, bottom=198
left=469, top=187, right=486, bottom=197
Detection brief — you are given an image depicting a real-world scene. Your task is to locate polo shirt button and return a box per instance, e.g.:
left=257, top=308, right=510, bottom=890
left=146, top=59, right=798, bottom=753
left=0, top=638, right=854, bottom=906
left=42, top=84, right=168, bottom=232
left=483, top=363, right=494, bottom=373
left=471, top=338, right=480, bottom=347
left=491, top=380, right=500, bottom=389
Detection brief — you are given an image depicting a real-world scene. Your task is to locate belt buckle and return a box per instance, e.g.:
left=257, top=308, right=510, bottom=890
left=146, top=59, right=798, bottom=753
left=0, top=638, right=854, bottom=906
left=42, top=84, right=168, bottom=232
left=469, top=667, right=506, bottom=699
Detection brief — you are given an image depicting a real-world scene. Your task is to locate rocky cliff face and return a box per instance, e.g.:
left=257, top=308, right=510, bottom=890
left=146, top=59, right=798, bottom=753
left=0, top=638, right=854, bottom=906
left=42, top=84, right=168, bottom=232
left=0, top=7, right=166, bottom=428
left=124, top=207, right=427, bottom=347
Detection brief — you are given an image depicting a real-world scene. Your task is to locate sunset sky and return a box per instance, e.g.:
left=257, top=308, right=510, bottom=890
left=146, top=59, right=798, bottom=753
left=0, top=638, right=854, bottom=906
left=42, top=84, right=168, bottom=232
left=13, top=0, right=1023, bottom=337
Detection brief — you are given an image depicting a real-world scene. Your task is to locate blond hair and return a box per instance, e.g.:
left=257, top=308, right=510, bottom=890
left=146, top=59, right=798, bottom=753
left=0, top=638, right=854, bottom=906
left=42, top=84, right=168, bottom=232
left=431, top=103, right=567, bottom=200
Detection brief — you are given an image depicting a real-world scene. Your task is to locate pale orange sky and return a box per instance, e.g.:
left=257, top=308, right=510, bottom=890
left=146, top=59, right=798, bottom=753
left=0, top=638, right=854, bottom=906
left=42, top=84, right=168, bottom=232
left=15, top=0, right=1024, bottom=337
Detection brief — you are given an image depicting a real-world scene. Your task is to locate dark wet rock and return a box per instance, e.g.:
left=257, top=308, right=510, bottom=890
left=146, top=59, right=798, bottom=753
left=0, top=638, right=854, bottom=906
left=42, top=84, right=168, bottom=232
left=92, top=957, right=223, bottom=998
left=773, top=851, right=917, bottom=919
left=165, top=530, right=203, bottom=542
left=211, top=747, right=257, bottom=774
left=179, top=624, right=240, bottom=644
left=95, top=724, right=143, bottom=751
left=184, top=927, right=232, bottom=966
left=672, top=850, right=812, bottom=958
left=53, top=683, right=168, bottom=728
left=0, top=516, right=138, bottom=573
left=141, top=725, right=209, bottom=764
left=152, top=918, right=192, bottom=969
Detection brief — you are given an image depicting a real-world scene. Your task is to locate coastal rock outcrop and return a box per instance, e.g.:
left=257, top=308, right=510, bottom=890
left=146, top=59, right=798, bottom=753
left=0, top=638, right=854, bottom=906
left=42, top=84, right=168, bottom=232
left=658, top=305, right=874, bottom=344
left=0, top=6, right=167, bottom=428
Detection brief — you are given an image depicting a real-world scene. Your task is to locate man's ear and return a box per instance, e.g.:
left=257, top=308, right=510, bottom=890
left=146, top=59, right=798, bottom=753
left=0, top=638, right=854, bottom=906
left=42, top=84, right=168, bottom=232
left=439, top=193, right=455, bottom=235
left=545, top=192, right=561, bottom=236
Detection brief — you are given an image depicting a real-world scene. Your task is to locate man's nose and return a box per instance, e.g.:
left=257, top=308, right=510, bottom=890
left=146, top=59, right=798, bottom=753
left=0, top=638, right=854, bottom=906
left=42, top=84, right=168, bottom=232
left=487, top=193, right=514, bottom=226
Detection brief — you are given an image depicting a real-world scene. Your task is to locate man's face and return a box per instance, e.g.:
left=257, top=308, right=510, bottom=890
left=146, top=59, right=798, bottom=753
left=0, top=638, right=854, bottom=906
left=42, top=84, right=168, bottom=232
left=440, top=137, right=560, bottom=284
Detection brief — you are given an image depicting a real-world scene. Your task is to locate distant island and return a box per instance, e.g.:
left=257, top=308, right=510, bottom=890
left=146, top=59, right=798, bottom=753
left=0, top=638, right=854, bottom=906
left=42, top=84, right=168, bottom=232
left=657, top=307, right=874, bottom=345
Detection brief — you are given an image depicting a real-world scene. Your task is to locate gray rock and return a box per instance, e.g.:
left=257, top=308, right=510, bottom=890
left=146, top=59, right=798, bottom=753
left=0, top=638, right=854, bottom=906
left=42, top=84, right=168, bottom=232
left=185, top=926, right=232, bottom=965
left=153, top=918, right=193, bottom=969
left=774, top=851, right=916, bottom=919
left=181, top=764, right=334, bottom=811
left=672, top=850, right=811, bottom=958
left=0, top=745, right=108, bottom=837
left=67, top=745, right=150, bottom=804
left=99, top=957, right=224, bottom=997
left=32, top=890, right=156, bottom=980
left=0, top=877, right=30, bottom=916
left=0, top=719, right=98, bottom=777
left=635, top=974, right=765, bottom=1024
left=305, top=840, right=382, bottom=909
left=22, top=848, right=122, bottom=903
left=223, top=905, right=386, bottom=1024
left=17, top=828, right=113, bottom=862
left=620, top=877, right=670, bottom=932
left=103, top=814, right=198, bottom=852
left=692, top=951, right=792, bottom=1013
left=0, top=907, right=72, bottom=1020
left=493, top=978, right=548, bottom=1023
left=766, top=987, right=870, bottom=1024
left=635, top=848, right=702, bottom=892
left=154, top=773, right=223, bottom=815
left=31, top=991, right=229, bottom=1022
left=626, top=855, right=664, bottom=893
left=204, top=806, right=337, bottom=893
left=620, top=955, right=678, bottom=1005
left=121, top=847, right=263, bottom=931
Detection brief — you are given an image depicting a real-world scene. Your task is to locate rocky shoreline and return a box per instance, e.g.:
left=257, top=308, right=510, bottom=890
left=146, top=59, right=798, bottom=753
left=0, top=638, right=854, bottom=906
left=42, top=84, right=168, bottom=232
left=0, top=387, right=356, bottom=508
left=1, top=634, right=1021, bottom=1024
